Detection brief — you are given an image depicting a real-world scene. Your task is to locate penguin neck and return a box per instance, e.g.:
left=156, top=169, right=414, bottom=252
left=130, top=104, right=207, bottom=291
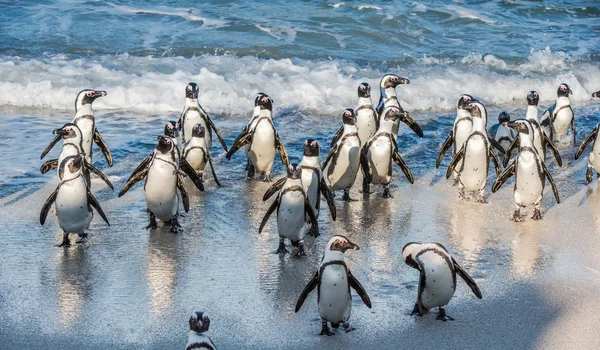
left=186, top=98, right=199, bottom=108
left=322, top=250, right=345, bottom=264
left=62, top=172, right=83, bottom=183
left=75, top=104, right=94, bottom=117
left=518, top=131, right=534, bottom=148
left=357, top=96, right=372, bottom=106
left=300, top=155, right=320, bottom=168
left=284, top=177, right=303, bottom=188
left=343, top=123, right=358, bottom=134
left=472, top=117, right=485, bottom=133
left=456, top=108, right=470, bottom=121
left=252, top=106, right=261, bottom=117
left=526, top=105, right=538, bottom=122
left=556, top=96, right=570, bottom=107
left=259, top=109, right=273, bottom=120
left=189, top=330, right=207, bottom=337
left=378, top=119, right=395, bottom=133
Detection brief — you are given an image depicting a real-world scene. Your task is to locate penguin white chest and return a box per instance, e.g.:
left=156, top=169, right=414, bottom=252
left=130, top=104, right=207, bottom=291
left=319, top=264, right=352, bottom=323
left=355, top=109, right=377, bottom=145
left=367, top=136, right=392, bottom=185
left=58, top=144, right=82, bottom=178
left=276, top=190, right=306, bottom=241
left=184, top=110, right=211, bottom=147
left=514, top=151, right=543, bottom=207
left=301, top=169, right=319, bottom=215
left=591, top=138, right=600, bottom=170
left=418, top=253, right=456, bottom=309
left=144, top=161, right=178, bottom=221
left=55, top=178, right=92, bottom=234
left=184, top=143, right=207, bottom=173
left=552, top=107, right=573, bottom=137
left=531, top=127, right=545, bottom=161
left=248, top=121, right=276, bottom=173
left=327, top=138, right=361, bottom=190
left=74, top=118, right=94, bottom=161
left=460, top=135, right=488, bottom=191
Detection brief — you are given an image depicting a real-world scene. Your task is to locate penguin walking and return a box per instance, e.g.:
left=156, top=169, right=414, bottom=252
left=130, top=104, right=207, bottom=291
left=186, top=312, right=216, bottom=350
left=40, top=154, right=110, bottom=247
left=402, top=242, right=482, bottom=321
left=39, top=123, right=113, bottom=189
left=178, top=82, right=228, bottom=153
left=226, top=94, right=289, bottom=182
left=71, top=89, right=112, bottom=166
left=183, top=124, right=221, bottom=186
left=490, top=112, right=516, bottom=152
left=361, top=106, right=414, bottom=198
left=575, top=123, right=600, bottom=184
left=322, top=109, right=371, bottom=201
left=503, top=91, right=562, bottom=167
left=295, top=235, right=371, bottom=335
left=330, top=82, right=379, bottom=147
left=243, top=92, right=270, bottom=172
left=540, top=83, right=575, bottom=145
left=259, top=164, right=318, bottom=256
left=492, top=119, right=560, bottom=221
left=118, top=136, right=204, bottom=233
left=445, top=100, right=502, bottom=203
left=375, top=74, right=423, bottom=140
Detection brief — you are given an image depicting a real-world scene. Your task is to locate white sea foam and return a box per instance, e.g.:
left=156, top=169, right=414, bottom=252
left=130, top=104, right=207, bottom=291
left=445, top=4, right=497, bottom=24
left=107, top=4, right=227, bottom=28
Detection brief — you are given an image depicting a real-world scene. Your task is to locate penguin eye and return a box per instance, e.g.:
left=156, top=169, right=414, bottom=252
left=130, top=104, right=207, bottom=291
left=86, top=91, right=93, bottom=97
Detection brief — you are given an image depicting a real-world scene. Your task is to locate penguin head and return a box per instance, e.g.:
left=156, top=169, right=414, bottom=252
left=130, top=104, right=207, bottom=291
left=357, top=82, right=371, bottom=98
left=402, top=242, right=422, bottom=269
left=326, top=235, right=359, bottom=253
left=464, top=101, right=484, bottom=118
left=164, top=121, right=179, bottom=139
left=342, top=108, right=356, bottom=125
left=380, top=74, right=410, bottom=89
left=498, top=111, right=511, bottom=124
left=192, top=123, right=206, bottom=138
left=189, top=311, right=210, bottom=333
left=75, top=89, right=107, bottom=112
left=557, top=83, right=572, bottom=97
left=186, top=83, right=199, bottom=99
left=53, top=122, right=82, bottom=140
left=593, top=90, right=600, bottom=98
left=287, top=163, right=302, bottom=179
left=382, top=106, right=408, bottom=122
left=254, top=92, right=270, bottom=106
left=156, top=135, right=174, bottom=154
left=526, top=91, right=539, bottom=106
left=457, top=94, right=473, bottom=109
left=59, top=154, right=84, bottom=180
left=257, top=95, right=273, bottom=111
left=303, top=139, right=320, bottom=157
left=505, top=119, right=531, bottom=135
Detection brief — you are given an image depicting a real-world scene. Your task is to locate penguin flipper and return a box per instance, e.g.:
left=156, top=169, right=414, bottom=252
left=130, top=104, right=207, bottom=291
left=304, top=198, right=319, bottom=238
left=207, top=156, right=222, bottom=187
left=226, top=132, right=252, bottom=160
left=40, top=187, right=59, bottom=225
left=491, top=161, right=515, bottom=193
left=330, top=125, right=344, bottom=148
left=40, top=134, right=62, bottom=160
left=177, top=173, right=190, bottom=212
left=275, top=133, right=290, bottom=169
left=180, top=158, right=204, bottom=192
left=487, top=133, right=505, bottom=155
left=436, top=131, right=453, bottom=168
left=392, top=143, right=414, bottom=184
left=295, top=271, right=318, bottom=313
left=575, top=126, right=597, bottom=160
left=258, top=198, right=279, bottom=233
left=400, top=112, right=424, bottom=138
left=542, top=162, right=560, bottom=204
left=445, top=146, right=465, bottom=179
left=93, top=129, right=113, bottom=167
left=87, top=190, right=110, bottom=226
left=488, top=147, right=502, bottom=176
left=263, top=177, right=287, bottom=201
left=348, top=271, right=372, bottom=308
left=544, top=133, right=563, bottom=166
left=118, top=155, right=152, bottom=197
left=321, top=144, right=338, bottom=171
left=359, top=148, right=373, bottom=184
left=204, top=114, right=229, bottom=152
left=40, top=159, right=59, bottom=174
left=84, top=160, right=114, bottom=190
left=503, top=137, right=519, bottom=167
left=319, top=177, right=336, bottom=221
left=452, top=258, right=482, bottom=299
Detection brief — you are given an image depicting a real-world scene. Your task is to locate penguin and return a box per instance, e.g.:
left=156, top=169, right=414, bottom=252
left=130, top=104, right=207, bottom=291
left=226, top=94, right=289, bottom=182
left=436, top=94, right=474, bottom=183
left=375, top=74, right=423, bottom=140
left=263, top=139, right=336, bottom=220
left=185, top=311, right=216, bottom=350
left=593, top=90, right=600, bottom=98
left=575, top=123, right=600, bottom=184
left=164, top=120, right=181, bottom=154
left=503, top=91, right=562, bottom=167
left=330, top=82, right=379, bottom=147
left=402, top=242, right=482, bottom=321
left=540, top=83, right=575, bottom=144
left=183, top=124, right=221, bottom=186
left=40, top=154, right=110, bottom=247
left=259, top=164, right=318, bottom=256
left=322, top=108, right=371, bottom=201
left=71, top=89, right=112, bottom=166
left=178, top=82, right=228, bottom=153
left=243, top=92, right=270, bottom=172
left=490, top=112, right=516, bottom=152
left=445, top=100, right=502, bottom=203
left=39, top=123, right=113, bottom=189
left=118, top=135, right=204, bottom=233
left=295, top=235, right=371, bottom=335
left=361, top=106, right=415, bottom=198
left=492, top=119, right=560, bottom=221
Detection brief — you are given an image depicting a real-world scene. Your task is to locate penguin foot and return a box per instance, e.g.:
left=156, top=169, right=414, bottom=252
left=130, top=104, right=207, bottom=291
left=147, top=211, right=158, bottom=229
left=532, top=209, right=542, bottom=220
left=342, top=190, right=357, bottom=202
left=512, top=210, right=523, bottom=222
left=436, top=307, right=454, bottom=321
left=263, top=175, right=272, bottom=182
left=476, top=197, right=487, bottom=204
left=320, top=322, right=334, bottom=336
left=343, top=322, right=355, bottom=333
left=410, top=303, right=425, bottom=317
left=75, top=233, right=88, bottom=244
left=57, top=235, right=71, bottom=247
left=295, top=244, right=306, bottom=257
left=382, top=188, right=393, bottom=198
left=169, top=217, right=181, bottom=233
left=246, top=164, right=255, bottom=180
left=586, top=167, right=593, bottom=184
left=276, top=242, right=288, bottom=254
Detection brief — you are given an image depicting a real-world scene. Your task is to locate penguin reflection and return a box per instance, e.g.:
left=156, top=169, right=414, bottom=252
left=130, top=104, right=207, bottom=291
left=55, top=245, right=90, bottom=326
left=146, top=229, right=178, bottom=316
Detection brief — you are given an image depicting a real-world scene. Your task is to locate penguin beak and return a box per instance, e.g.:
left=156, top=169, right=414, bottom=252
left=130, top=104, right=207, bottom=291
left=52, top=128, right=68, bottom=136
left=505, top=121, right=529, bottom=134
left=93, top=90, right=107, bottom=99
left=345, top=240, right=359, bottom=251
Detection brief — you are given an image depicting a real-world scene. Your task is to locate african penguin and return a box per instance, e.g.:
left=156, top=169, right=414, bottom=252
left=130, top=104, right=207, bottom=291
left=491, top=112, right=516, bottom=152
left=183, top=124, right=221, bottom=186
left=331, top=83, right=379, bottom=147
left=402, top=242, right=482, bottom=321
left=593, top=90, right=600, bottom=98
left=575, top=92, right=600, bottom=183
left=40, top=154, right=110, bottom=247
left=295, top=235, right=371, bottom=335
left=375, top=74, right=423, bottom=140
left=540, top=83, right=575, bottom=145
left=243, top=92, right=270, bottom=172
left=186, top=311, right=216, bottom=350
left=72, top=89, right=112, bottom=166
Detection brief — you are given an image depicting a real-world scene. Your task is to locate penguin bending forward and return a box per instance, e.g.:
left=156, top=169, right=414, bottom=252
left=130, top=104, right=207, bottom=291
left=375, top=74, right=423, bottom=140
left=492, top=120, right=560, bottom=221
left=402, top=242, right=482, bottom=321
left=40, top=154, right=110, bottom=247
left=330, top=82, right=379, bottom=147
left=259, top=164, right=318, bottom=256
left=540, top=83, right=575, bottom=145
left=183, top=124, right=222, bottom=186
left=71, top=89, right=112, bottom=166
left=295, top=235, right=371, bottom=335
left=186, top=311, right=216, bottom=350
left=118, top=135, right=204, bottom=233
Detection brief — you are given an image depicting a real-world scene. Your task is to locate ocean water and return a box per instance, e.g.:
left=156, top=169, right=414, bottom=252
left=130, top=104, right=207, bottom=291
left=2, top=1, right=600, bottom=349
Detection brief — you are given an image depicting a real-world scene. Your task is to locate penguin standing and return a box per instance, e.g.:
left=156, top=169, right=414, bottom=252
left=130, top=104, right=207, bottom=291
left=186, top=311, right=216, bottom=350
left=330, top=83, right=379, bottom=147
left=322, top=109, right=370, bottom=201
left=445, top=101, right=502, bottom=203
left=183, top=124, right=221, bottom=186
left=118, top=136, right=204, bottom=233
left=71, top=89, right=112, bottom=166
left=490, top=112, right=516, bottom=152
left=575, top=123, right=600, bottom=184
left=295, top=235, right=371, bottom=335
left=178, top=82, right=228, bottom=153
left=402, top=242, right=482, bottom=321
left=226, top=94, right=289, bottom=182
left=40, top=154, right=110, bottom=246
left=259, top=164, right=318, bottom=256
left=540, top=83, right=575, bottom=145
left=492, top=119, right=560, bottom=221
left=375, top=74, right=423, bottom=140
left=361, top=106, right=414, bottom=197
left=243, top=92, right=270, bottom=172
